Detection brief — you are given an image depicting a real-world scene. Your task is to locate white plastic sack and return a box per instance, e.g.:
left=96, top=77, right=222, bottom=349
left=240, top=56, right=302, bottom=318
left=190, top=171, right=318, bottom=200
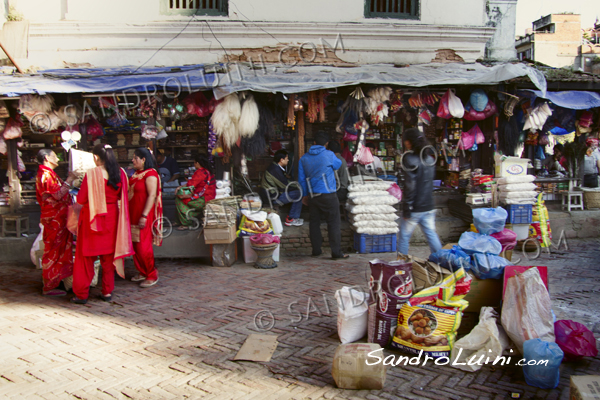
left=30, top=224, right=44, bottom=267
left=498, top=183, right=538, bottom=192
left=496, top=175, right=535, bottom=185
left=448, top=89, right=465, bottom=119
left=451, top=307, right=509, bottom=372
left=350, top=213, right=399, bottom=222
left=348, top=182, right=393, bottom=192
left=346, top=204, right=397, bottom=214
left=499, top=191, right=538, bottom=199
left=501, top=268, right=555, bottom=354
left=347, top=195, right=399, bottom=206
left=335, top=286, right=369, bottom=344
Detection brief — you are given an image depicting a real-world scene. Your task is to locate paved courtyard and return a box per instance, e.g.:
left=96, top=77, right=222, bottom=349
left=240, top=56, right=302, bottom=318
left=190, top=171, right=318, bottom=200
left=0, top=238, right=599, bottom=400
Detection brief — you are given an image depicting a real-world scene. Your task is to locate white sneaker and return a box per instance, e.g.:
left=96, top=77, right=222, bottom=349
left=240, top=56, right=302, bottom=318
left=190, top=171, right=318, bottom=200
left=291, top=218, right=304, bottom=226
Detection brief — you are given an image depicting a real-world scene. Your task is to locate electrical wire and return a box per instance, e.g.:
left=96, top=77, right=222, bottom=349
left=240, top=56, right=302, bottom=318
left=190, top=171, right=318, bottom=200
left=132, top=8, right=200, bottom=74
left=229, top=1, right=280, bottom=43
left=204, top=20, right=230, bottom=63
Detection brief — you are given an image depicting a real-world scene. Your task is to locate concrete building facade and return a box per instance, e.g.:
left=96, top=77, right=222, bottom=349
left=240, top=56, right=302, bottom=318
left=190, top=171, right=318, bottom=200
left=0, top=0, right=506, bottom=69
left=515, top=13, right=582, bottom=68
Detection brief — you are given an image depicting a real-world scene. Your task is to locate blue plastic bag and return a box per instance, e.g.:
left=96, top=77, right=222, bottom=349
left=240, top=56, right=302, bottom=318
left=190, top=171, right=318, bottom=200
left=458, top=231, right=502, bottom=255
left=472, top=207, right=508, bottom=235
left=522, top=339, right=564, bottom=389
left=429, top=246, right=472, bottom=272
left=470, top=253, right=512, bottom=279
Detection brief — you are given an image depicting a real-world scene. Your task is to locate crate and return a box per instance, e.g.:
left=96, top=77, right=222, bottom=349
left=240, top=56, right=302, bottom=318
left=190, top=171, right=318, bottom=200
left=504, top=204, right=533, bottom=224
left=354, top=232, right=397, bottom=254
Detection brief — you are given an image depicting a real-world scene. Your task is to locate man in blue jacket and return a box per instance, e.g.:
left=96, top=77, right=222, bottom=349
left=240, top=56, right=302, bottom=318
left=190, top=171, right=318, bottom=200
left=299, top=131, right=349, bottom=259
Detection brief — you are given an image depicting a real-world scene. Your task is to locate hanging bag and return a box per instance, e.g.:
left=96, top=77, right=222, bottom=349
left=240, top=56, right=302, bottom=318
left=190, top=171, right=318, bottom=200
left=447, top=89, right=464, bottom=119
left=436, top=90, right=452, bottom=119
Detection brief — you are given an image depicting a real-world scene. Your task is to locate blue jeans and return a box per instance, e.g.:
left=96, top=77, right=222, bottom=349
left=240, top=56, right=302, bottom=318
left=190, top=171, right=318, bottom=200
left=276, top=190, right=303, bottom=219
left=399, top=210, right=443, bottom=255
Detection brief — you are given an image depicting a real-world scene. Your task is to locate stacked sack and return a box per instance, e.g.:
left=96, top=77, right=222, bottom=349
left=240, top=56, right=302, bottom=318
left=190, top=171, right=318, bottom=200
left=346, top=179, right=400, bottom=235
left=367, top=259, right=413, bottom=348
left=497, top=175, right=538, bottom=205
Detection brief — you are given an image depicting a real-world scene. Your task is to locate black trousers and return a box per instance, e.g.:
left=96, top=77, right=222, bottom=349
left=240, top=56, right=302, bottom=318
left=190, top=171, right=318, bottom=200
left=309, top=193, right=342, bottom=257
left=584, top=174, right=599, bottom=188
left=337, top=188, right=348, bottom=203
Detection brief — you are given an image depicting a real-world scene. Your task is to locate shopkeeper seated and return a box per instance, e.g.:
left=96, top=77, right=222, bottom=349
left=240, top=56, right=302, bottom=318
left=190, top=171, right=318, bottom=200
left=156, top=149, right=180, bottom=187
left=175, top=154, right=216, bottom=230
left=260, top=150, right=304, bottom=227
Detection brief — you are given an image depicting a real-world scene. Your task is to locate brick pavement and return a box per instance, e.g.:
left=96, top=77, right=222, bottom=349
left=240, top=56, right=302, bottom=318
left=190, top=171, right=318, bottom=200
left=0, top=238, right=599, bottom=400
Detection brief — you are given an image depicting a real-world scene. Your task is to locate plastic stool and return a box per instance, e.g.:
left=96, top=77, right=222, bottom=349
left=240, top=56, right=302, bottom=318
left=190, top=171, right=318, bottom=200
left=561, top=192, right=584, bottom=211
left=1, top=214, right=30, bottom=237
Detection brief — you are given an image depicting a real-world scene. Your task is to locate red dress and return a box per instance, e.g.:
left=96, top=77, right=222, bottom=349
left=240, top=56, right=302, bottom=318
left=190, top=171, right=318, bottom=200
left=182, top=167, right=216, bottom=205
left=35, top=165, right=73, bottom=292
left=73, top=175, right=122, bottom=299
left=128, top=169, right=162, bottom=281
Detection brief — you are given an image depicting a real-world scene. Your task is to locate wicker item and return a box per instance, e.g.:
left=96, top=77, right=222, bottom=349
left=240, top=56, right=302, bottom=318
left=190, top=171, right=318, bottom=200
left=582, top=188, right=600, bottom=209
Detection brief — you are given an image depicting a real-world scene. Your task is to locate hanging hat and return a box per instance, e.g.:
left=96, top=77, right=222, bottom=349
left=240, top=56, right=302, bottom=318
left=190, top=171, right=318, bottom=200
left=585, top=137, right=599, bottom=147
left=469, top=89, right=488, bottom=112
left=576, top=120, right=592, bottom=136
left=579, top=110, right=594, bottom=128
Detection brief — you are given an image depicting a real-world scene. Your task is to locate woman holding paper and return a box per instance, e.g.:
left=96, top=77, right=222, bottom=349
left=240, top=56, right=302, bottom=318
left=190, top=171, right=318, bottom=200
left=71, top=144, right=133, bottom=304
left=175, top=154, right=216, bottom=230
left=35, top=149, right=77, bottom=296
left=128, top=147, right=162, bottom=288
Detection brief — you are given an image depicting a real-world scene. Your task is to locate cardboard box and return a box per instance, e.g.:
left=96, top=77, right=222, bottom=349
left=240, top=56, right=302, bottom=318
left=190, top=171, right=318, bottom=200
left=570, top=375, right=600, bottom=400
left=204, top=225, right=236, bottom=244
left=495, top=155, right=530, bottom=178
left=502, top=266, right=548, bottom=299
left=457, top=312, right=479, bottom=337
left=463, top=275, right=503, bottom=313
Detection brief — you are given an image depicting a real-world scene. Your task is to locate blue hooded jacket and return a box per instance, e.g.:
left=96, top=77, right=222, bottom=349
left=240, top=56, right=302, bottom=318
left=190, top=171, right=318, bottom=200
left=298, top=145, right=342, bottom=195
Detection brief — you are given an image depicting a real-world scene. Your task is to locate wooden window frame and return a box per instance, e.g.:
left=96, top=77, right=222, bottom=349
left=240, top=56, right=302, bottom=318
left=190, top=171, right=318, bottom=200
left=161, top=0, right=228, bottom=17
left=364, top=0, right=419, bottom=20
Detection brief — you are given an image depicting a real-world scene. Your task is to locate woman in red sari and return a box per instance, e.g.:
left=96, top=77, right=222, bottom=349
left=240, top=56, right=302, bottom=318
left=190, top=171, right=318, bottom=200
left=129, top=148, right=162, bottom=288
left=71, top=144, right=133, bottom=304
left=35, top=149, right=76, bottom=296
left=175, top=154, right=216, bottom=230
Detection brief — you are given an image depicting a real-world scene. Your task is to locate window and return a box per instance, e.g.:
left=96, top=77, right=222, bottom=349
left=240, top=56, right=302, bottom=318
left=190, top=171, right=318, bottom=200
left=161, top=0, right=228, bottom=16
left=365, top=0, right=418, bottom=19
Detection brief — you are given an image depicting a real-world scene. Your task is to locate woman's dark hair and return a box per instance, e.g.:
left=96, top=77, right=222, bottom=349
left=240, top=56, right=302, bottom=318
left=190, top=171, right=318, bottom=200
left=403, top=127, right=431, bottom=155
left=194, top=154, right=214, bottom=175
left=273, top=150, right=288, bottom=164
left=36, top=149, right=53, bottom=164
left=328, top=140, right=341, bottom=154
left=93, top=144, right=121, bottom=190
left=134, top=147, right=158, bottom=171
left=554, top=143, right=564, bottom=154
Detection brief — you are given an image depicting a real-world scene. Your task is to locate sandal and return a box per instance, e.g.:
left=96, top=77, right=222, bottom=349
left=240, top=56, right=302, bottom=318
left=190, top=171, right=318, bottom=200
left=331, top=253, right=350, bottom=260
left=177, top=226, right=190, bottom=231
left=100, top=294, right=113, bottom=302
left=43, top=289, right=67, bottom=296
left=70, top=296, right=88, bottom=305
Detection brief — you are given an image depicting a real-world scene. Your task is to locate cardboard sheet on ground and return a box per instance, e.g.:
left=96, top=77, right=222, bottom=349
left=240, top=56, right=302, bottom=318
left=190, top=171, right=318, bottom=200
left=234, top=334, right=278, bottom=362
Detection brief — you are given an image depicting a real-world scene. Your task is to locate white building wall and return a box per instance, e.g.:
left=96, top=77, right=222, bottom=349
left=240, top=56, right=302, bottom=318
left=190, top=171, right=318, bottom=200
left=8, top=0, right=496, bottom=69
left=18, top=0, right=486, bottom=26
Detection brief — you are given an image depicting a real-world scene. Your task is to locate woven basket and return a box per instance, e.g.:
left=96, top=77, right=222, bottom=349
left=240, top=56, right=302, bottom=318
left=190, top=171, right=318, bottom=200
left=583, top=190, right=600, bottom=209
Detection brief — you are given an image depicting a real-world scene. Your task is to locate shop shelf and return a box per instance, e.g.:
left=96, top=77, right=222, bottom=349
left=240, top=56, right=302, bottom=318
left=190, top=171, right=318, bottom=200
left=504, top=204, right=533, bottom=224
left=354, top=232, right=397, bottom=254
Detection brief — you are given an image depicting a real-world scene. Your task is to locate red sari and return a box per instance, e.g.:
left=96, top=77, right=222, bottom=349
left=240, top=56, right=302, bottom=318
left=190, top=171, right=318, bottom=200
left=128, top=169, right=162, bottom=281
left=73, top=168, right=133, bottom=299
left=36, top=165, right=73, bottom=292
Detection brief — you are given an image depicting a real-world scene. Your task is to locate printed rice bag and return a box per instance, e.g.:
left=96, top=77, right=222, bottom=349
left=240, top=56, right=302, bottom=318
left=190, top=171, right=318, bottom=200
left=390, top=268, right=469, bottom=358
